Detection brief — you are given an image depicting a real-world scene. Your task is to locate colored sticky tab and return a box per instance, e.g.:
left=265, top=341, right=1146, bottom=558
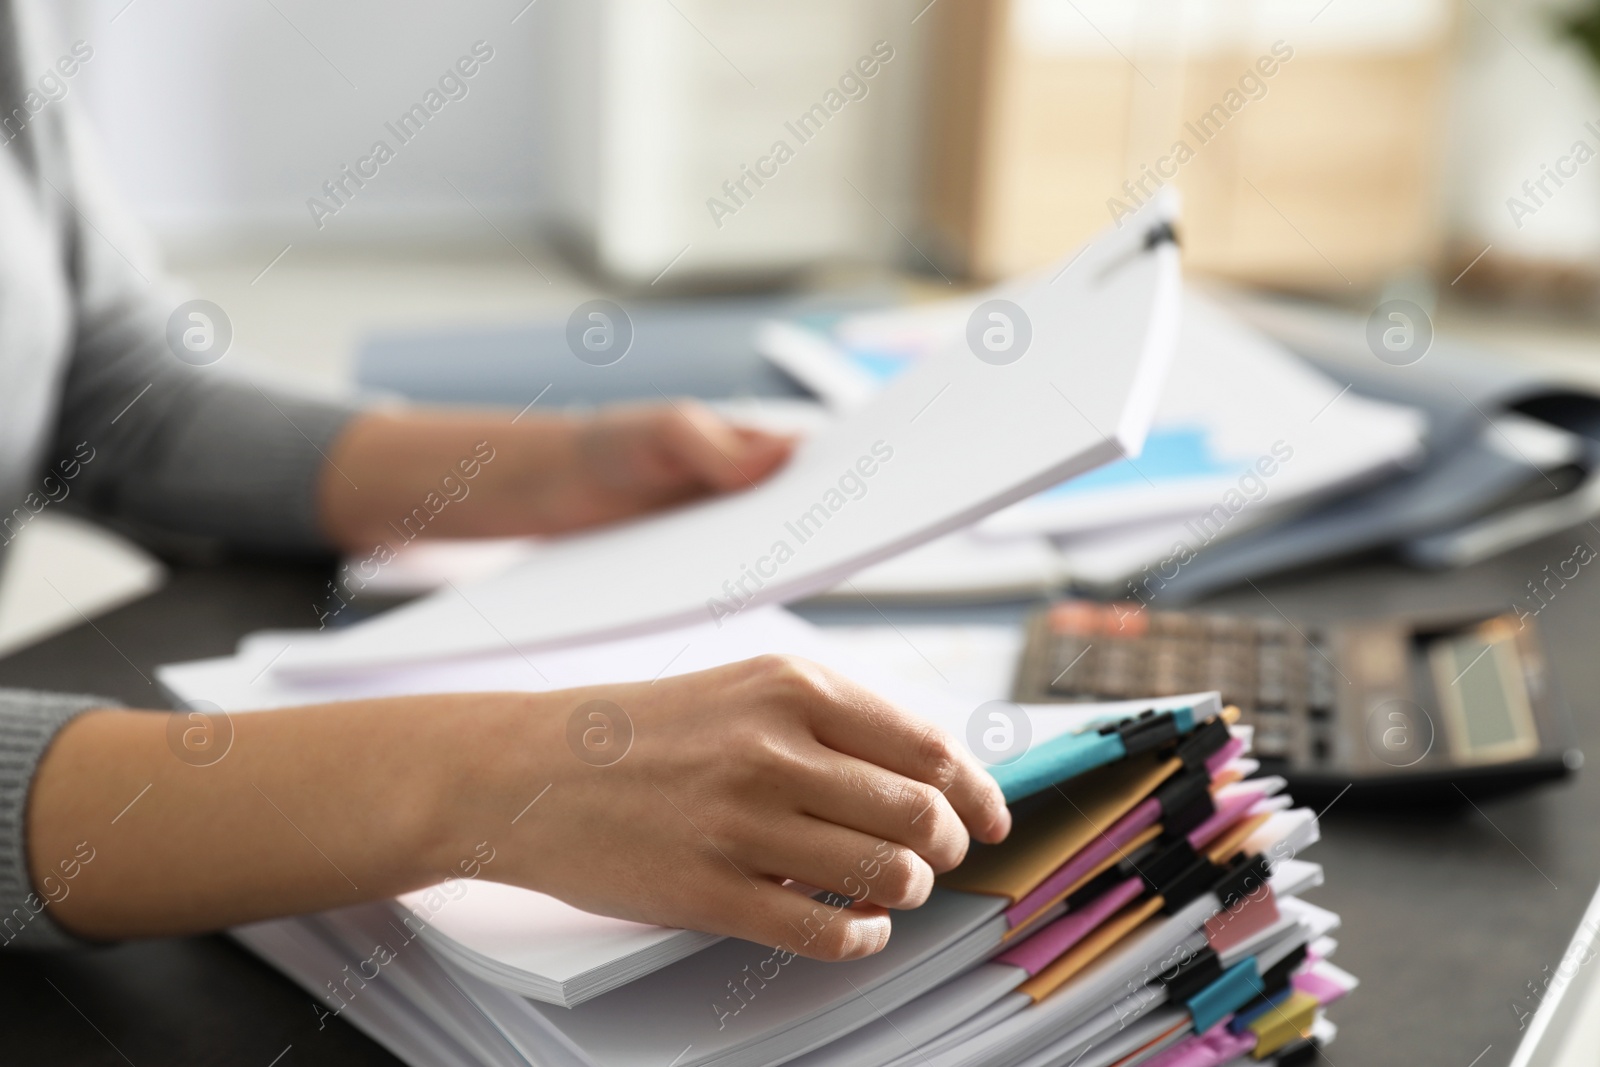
left=1144, top=1021, right=1256, bottom=1067
left=1206, top=886, right=1280, bottom=954
left=1248, top=990, right=1320, bottom=1058
left=990, top=706, right=1201, bottom=802
left=996, top=877, right=1144, bottom=975
left=990, top=730, right=1126, bottom=802
left=1293, top=966, right=1354, bottom=1006
left=1188, top=790, right=1268, bottom=851
left=1187, top=959, right=1264, bottom=1035
left=1206, top=812, right=1272, bottom=864
left=942, top=754, right=1178, bottom=902
left=1005, top=823, right=1164, bottom=936
left=1003, top=796, right=1162, bottom=926
left=1205, top=737, right=1245, bottom=777
left=1230, top=986, right=1294, bottom=1032
left=1018, top=898, right=1163, bottom=1001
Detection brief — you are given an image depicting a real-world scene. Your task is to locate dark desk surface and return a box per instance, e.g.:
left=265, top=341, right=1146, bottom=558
left=2, top=535, right=1597, bottom=1066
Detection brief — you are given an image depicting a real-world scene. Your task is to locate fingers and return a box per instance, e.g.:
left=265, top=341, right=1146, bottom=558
left=738, top=816, right=936, bottom=909
left=698, top=875, right=894, bottom=963
left=733, top=426, right=797, bottom=481
left=657, top=400, right=793, bottom=491
left=784, top=752, right=972, bottom=874
left=756, top=657, right=1011, bottom=845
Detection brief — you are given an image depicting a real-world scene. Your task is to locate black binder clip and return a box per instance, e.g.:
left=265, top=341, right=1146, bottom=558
left=1174, top=717, right=1232, bottom=771
left=1098, top=709, right=1180, bottom=758
left=1154, top=767, right=1217, bottom=839
left=1214, top=853, right=1272, bottom=912
left=1161, top=945, right=1224, bottom=1004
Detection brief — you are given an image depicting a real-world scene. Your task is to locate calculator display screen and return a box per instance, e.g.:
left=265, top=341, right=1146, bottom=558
left=1430, top=629, right=1539, bottom=764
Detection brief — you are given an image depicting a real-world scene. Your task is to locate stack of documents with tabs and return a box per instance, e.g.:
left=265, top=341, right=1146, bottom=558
left=156, top=199, right=1348, bottom=1064
left=160, top=607, right=1352, bottom=1067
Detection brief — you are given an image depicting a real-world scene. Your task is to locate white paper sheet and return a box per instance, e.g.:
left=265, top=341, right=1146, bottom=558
left=271, top=197, right=1180, bottom=678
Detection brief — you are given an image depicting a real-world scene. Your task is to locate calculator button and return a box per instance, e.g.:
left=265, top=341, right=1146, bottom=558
left=1150, top=637, right=1187, bottom=696
left=1046, top=639, right=1095, bottom=695
left=1048, top=602, right=1100, bottom=637
left=1253, top=708, right=1292, bottom=758
left=1095, top=641, right=1138, bottom=697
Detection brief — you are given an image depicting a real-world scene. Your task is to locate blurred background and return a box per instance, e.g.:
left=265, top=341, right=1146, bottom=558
left=14, top=0, right=1600, bottom=653
left=46, top=0, right=1600, bottom=299
left=30, top=0, right=1600, bottom=368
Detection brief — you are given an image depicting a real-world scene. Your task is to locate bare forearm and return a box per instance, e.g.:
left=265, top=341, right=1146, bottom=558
left=21, top=656, right=1009, bottom=961
left=317, top=410, right=582, bottom=550
left=27, top=695, right=535, bottom=940
left=315, top=403, right=796, bottom=553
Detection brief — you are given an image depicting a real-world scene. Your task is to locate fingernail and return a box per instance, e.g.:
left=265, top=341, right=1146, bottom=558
left=853, top=916, right=892, bottom=957
left=989, top=807, right=1013, bottom=842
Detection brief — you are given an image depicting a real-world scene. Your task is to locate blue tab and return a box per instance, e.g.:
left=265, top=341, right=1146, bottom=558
left=1229, top=985, right=1294, bottom=1033
left=989, top=731, right=1125, bottom=803
left=988, top=704, right=1201, bottom=803
left=1187, top=959, right=1264, bottom=1035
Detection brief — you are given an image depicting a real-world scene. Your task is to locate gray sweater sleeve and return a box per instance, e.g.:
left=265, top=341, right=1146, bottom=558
left=0, top=692, right=111, bottom=949
left=47, top=106, right=359, bottom=551
left=0, top=3, right=362, bottom=948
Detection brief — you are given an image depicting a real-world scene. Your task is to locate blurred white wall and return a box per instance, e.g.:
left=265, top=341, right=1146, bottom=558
left=57, top=0, right=556, bottom=250
left=47, top=0, right=930, bottom=277
left=67, top=0, right=1591, bottom=286
left=1445, top=0, right=1600, bottom=264
left=548, top=0, right=928, bottom=284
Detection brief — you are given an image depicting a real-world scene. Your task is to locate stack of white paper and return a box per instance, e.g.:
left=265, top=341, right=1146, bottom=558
left=165, top=608, right=1349, bottom=1067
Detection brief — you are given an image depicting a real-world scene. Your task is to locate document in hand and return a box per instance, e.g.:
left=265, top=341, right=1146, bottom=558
left=270, top=196, right=1181, bottom=678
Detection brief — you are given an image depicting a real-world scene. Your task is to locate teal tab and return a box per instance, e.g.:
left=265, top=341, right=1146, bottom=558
left=1187, top=959, right=1264, bottom=1035
left=989, top=731, right=1125, bottom=803
left=988, top=704, right=1202, bottom=803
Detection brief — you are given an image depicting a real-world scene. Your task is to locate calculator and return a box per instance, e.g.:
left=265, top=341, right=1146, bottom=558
left=1011, top=601, right=1581, bottom=803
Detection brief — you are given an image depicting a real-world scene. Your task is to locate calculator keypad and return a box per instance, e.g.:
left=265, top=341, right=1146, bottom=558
left=1018, top=601, right=1340, bottom=766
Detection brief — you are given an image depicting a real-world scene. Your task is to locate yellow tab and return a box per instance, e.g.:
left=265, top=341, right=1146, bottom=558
left=940, top=753, right=1181, bottom=903
left=1248, top=991, right=1319, bottom=1058
left=1210, top=767, right=1244, bottom=789
left=1018, top=897, right=1164, bottom=1001
left=1003, top=824, right=1164, bottom=941
left=1222, top=706, right=1241, bottom=725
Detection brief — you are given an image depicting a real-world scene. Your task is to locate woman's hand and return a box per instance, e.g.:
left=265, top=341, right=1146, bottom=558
left=29, top=656, right=1008, bottom=960
left=318, top=401, right=795, bottom=551
left=487, top=655, right=1011, bottom=960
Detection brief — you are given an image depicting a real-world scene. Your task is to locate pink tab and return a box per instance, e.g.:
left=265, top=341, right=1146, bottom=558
left=995, top=877, right=1144, bottom=975
left=1206, top=736, right=1246, bottom=776
left=1206, top=886, right=1280, bottom=953
left=1143, top=1020, right=1257, bottom=1067
left=1187, top=789, right=1267, bottom=850
left=1005, top=798, right=1161, bottom=928
left=1293, top=969, right=1350, bottom=1005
